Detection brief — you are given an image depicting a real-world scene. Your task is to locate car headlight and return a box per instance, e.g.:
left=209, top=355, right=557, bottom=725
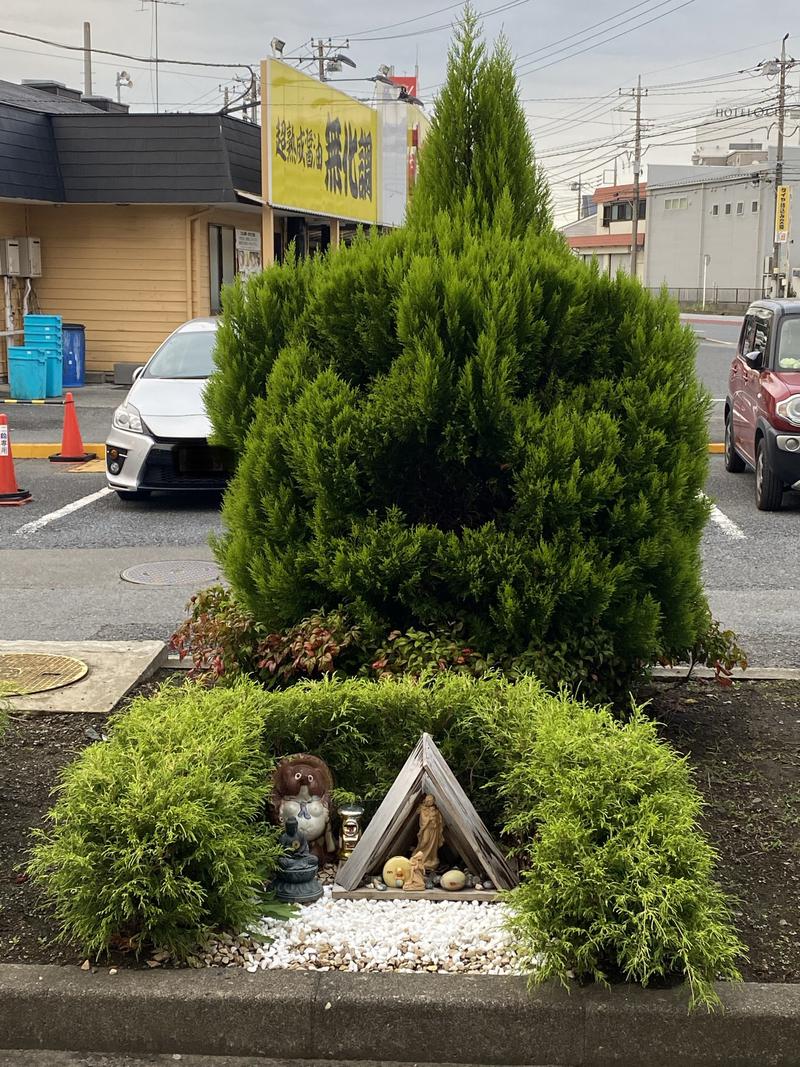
left=113, top=403, right=145, bottom=433
left=776, top=395, right=800, bottom=427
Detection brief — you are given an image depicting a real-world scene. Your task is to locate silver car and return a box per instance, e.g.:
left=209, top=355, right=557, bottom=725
left=105, top=318, right=232, bottom=500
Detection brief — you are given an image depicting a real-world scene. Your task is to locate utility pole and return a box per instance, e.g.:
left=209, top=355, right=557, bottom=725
left=773, top=34, right=792, bottom=297
left=83, top=22, right=92, bottom=97
left=316, top=39, right=326, bottom=82
left=570, top=175, right=583, bottom=220
left=140, top=0, right=185, bottom=113
left=630, top=75, right=643, bottom=279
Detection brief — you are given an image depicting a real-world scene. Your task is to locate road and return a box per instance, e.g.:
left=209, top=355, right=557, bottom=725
left=2, top=316, right=798, bottom=666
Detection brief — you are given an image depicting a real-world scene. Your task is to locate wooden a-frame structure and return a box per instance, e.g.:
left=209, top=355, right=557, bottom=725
left=334, top=733, right=517, bottom=894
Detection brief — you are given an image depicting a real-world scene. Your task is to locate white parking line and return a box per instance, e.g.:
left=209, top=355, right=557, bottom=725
left=709, top=504, right=747, bottom=540
left=15, top=486, right=113, bottom=537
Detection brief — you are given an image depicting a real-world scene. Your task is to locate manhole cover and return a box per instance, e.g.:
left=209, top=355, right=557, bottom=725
left=120, top=560, right=222, bottom=587
left=0, top=653, right=88, bottom=696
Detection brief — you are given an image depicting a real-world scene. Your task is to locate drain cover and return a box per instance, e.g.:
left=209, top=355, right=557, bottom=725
left=120, top=560, right=222, bottom=587
left=0, top=653, right=88, bottom=696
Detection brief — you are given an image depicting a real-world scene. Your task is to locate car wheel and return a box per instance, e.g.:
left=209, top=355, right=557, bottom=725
left=755, top=440, right=783, bottom=511
left=115, top=489, right=152, bottom=502
left=724, top=413, right=745, bottom=473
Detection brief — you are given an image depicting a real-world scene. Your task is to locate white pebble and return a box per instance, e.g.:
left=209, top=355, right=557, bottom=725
left=204, top=887, right=529, bottom=976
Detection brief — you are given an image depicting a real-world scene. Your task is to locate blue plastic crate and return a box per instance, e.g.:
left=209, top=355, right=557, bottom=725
left=24, top=314, right=63, bottom=327
left=8, top=347, right=47, bottom=401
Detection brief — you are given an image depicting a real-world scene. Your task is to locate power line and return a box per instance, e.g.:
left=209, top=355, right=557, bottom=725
left=351, top=0, right=534, bottom=42
left=0, top=27, right=253, bottom=70
left=518, top=0, right=698, bottom=77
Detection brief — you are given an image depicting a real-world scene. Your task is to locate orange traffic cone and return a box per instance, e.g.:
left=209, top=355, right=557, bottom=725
left=49, top=392, right=96, bottom=463
left=0, top=414, right=32, bottom=506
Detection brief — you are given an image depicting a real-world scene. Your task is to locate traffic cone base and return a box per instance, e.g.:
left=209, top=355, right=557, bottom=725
left=0, top=487, right=32, bottom=507
left=49, top=450, right=97, bottom=463
left=0, top=412, right=31, bottom=505
left=50, top=391, right=95, bottom=463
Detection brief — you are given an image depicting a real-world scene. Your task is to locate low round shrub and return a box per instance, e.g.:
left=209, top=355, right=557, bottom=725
left=30, top=682, right=281, bottom=958
left=487, top=687, right=745, bottom=1009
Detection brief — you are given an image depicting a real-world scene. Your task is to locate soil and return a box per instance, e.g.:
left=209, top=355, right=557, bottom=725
left=0, top=675, right=798, bottom=981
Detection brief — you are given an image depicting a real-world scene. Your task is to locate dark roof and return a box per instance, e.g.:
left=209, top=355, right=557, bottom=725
left=0, top=107, right=261, bottom=204
left=0, top=104, right=62, bottom=200
left=0, top=80, right=106, bottom=115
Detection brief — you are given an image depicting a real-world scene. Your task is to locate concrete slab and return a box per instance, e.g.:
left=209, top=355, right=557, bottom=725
left=1, top=639, right=166, bottom=715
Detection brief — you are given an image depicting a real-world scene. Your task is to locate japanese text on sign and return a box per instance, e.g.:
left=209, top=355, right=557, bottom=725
left=266, top=59, right=379, bottom=224
left=775, top=185, right=792, bottom=244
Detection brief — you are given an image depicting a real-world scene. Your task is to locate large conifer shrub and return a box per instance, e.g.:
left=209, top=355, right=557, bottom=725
left=206, top=8, right=712, bottom=699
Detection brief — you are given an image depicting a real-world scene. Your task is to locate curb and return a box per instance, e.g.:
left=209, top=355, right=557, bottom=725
left=0, top=966, right=798, bottom=1065
left=708, top=442, right=724, bottom=453
left=652, top=666, right=800, bottom=681
left=13, top=443, right=106, bottom=459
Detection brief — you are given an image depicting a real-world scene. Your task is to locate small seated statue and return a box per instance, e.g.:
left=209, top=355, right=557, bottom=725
left=403, top=850, right=427, bottom=892
left=273, top=816, right=323, bottom=904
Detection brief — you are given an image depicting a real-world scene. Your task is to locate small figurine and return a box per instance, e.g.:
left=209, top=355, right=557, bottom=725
left=414, top=794, right=445, bottom=871
left=382, top=855, right=412, bottom=888
left=273, top=817, right=323, bottom=904
left=403, top=851, right=426, bottom=892
left=271, top=754, right=336, bottom=863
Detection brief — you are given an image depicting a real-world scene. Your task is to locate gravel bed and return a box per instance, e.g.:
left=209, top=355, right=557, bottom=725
left=202, top=889, right=526, bottom=975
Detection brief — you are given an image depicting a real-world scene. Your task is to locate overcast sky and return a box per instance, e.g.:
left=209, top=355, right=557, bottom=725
left=3, top=0, right=799, bottom=218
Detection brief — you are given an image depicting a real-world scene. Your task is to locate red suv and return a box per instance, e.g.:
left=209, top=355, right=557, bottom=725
left=725, top=299, right=800, bottom=510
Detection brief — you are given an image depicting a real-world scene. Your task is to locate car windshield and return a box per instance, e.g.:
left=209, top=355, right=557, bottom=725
left=143, top=327, right=217, bottom=379
left=777, top=317, right=800, bottom=371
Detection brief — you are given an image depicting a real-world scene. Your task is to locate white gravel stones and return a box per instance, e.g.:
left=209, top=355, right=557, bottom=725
left=206, top=889, right=525, bottom=975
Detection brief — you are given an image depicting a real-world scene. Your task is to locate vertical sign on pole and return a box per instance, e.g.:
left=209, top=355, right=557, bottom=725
left=775, top=184, right=791, bottom=244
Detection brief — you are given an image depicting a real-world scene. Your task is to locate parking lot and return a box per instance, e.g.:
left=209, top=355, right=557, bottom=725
left=1, top=313, right=798, bottom=663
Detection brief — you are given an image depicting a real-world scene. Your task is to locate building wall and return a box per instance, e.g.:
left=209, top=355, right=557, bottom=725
left=1, top=202, right=260, bottom=377
left=643, top=177, right=788, bottom=291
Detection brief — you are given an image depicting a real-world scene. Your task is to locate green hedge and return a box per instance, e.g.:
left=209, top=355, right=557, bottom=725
left=31, top=674, right=743, bottom=1003
left=30, top=683, right=280, bottom=958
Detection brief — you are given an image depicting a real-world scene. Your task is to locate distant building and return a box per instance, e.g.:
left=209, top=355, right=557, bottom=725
left=643, top=149, right=800, bottom=304
left=561, top=182, right=646, bottom=280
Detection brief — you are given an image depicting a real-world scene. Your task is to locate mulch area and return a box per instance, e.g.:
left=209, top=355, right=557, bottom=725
left=0, top=675, right=798, bottom=981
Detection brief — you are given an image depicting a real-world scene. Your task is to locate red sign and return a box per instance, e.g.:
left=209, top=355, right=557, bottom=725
left=391, top=76, right=418, bottom=97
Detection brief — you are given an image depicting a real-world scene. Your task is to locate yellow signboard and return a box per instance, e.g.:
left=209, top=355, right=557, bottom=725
left=266, top=60, right=378, bottom=224
left=775, top=184, right=792, bottom=243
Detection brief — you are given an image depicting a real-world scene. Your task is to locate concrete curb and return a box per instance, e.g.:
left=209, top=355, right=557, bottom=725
left=0, top=966, right=798, bottom=1066
left=13, top=443, right=106, bottom=459
left=652, top=666, right=800, bottom=681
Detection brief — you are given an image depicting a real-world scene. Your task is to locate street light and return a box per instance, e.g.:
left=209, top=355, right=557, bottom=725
left=331, top=53, right=356, bottom=69
left=115, top=70, right=133, bottom=104
left=270, top=37, right=286, bottom=56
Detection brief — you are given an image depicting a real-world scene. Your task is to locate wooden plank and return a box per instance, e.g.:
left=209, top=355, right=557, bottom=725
left=331, top=887, right=499, bottom=902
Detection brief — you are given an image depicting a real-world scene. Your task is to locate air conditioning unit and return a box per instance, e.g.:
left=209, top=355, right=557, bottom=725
left=17, top=237, right=42, bottom=277
left=0, top=237, right=21, bottom=276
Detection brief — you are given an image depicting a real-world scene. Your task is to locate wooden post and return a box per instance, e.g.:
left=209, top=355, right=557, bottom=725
left=260, top=59, right=275, bottom=266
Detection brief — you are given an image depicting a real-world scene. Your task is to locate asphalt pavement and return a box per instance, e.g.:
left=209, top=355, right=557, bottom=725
left=3, top=314, right=798, bottom=666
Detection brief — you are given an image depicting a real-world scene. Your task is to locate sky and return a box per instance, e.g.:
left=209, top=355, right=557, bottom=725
left=2, top=0, right=800, bottom=220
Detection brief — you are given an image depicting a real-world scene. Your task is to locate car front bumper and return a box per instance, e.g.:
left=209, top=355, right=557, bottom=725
left=763, top=424, right=800, bottom=489
left=105, top=427, right=234, bottom=492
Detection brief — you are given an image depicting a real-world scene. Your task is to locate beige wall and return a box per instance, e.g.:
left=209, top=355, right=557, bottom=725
left=1, top=202, right=261, bottom=376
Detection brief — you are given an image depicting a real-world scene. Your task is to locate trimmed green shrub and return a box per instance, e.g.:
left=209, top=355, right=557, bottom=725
left=203, top=11, right=716, bottom=701
left=485, top=685, right=744, bottom=1008
left=30, top=683, right=281, bottom=958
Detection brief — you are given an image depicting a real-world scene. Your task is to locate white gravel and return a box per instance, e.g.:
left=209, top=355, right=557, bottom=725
left=203, top=888, right=526, bottom=975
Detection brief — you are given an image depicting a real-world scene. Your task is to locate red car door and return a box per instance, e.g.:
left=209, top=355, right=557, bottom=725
left=731, top=314, right=756, bottom=461
left=732, top=312, right=772, bottom=464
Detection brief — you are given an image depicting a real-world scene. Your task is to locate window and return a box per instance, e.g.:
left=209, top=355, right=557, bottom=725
left=736, top=202, right=744, bottom=215
left=724, top=203, right=732, bottom=215
left=777, top=317, right=800, bottom=370
left=739, top=315, right=756, bottom=357
left=679, top=196, right=688, bottom=209
left=753, top=315, right=771, bottom=359
left=711, top=204, right=719, bottom=216
left=209, top=224, right=235, bottom=314
left=752, top=200, right=759, bottom=213
left=143, top=325, right=218, bottom=380
left=665, top=196, right=688, bottom=210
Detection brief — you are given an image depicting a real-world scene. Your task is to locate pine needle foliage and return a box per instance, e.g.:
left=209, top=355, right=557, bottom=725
left=206, top=8, right=712, bottom=699
left=483, top=682, right=744, bottom=1009
left=29, top=683, right=281, bottom=958
left=213, top=211, right=710, bottom=700
left=408, top=9, right=551, bottom=235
